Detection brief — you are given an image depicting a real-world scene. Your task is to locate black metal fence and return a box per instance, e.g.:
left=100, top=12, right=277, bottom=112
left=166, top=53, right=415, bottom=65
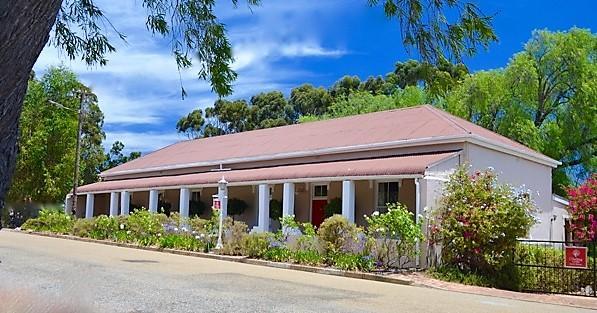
left=514, top=239, right=596, bottom=297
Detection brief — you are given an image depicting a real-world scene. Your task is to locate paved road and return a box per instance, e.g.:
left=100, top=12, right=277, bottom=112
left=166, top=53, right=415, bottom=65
left=0, top=231, right=591, bottom=313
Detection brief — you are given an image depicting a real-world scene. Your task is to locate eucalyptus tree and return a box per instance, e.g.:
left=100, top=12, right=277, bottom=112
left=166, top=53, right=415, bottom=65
left=1, top=0, right=496, bottom=206
left=445, top=28, right=596, bottom=193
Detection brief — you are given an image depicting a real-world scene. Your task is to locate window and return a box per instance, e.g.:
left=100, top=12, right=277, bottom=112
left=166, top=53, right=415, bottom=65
left=191, top=191, right=201, bottom=202
left=313, top=185, right=328, bottom=198
left=377, top=182, right=399, bottom=210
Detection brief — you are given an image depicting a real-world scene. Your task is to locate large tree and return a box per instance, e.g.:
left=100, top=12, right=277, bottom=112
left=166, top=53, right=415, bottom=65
left=6, top=67, right=105, bottom=204
left=445, top=28, right=596, bottom=194
left=0, top=0, right=495, bottom=205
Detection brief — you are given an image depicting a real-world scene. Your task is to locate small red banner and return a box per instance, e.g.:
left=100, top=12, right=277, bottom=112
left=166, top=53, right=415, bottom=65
left=564, top=246, right=588, bottom=269
left=212, top=197, right=221, bottom=210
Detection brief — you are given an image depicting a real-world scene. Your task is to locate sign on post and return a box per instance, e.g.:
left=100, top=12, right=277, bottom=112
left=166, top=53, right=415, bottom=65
left=564, top=246, right=588, bottom=269
left=212, top=195, right=221, bottom=210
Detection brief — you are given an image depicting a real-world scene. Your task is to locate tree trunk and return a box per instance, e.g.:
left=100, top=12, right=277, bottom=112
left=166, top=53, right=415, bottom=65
left=0, top=0, right=63, bottom=206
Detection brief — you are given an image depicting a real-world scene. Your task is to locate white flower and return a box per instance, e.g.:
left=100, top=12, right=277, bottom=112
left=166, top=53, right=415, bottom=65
left=181, top=227, right=188, bottom=232
left=372, top=211, right=380, bottom=216
left=195, top=235, right=201, bottom=240
left=157, top=233, right=162, bottom=237
left=174, top=227, right=179, bottom=232
left=126, top=230, right=131, bottom=235
left=119, top=224, right=125, bottom=230
left=200, top=233, right=206, bottom=238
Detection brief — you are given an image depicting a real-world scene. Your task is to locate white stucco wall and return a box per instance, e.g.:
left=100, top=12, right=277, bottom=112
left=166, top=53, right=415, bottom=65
left=464, top=143, right=554, bottom=240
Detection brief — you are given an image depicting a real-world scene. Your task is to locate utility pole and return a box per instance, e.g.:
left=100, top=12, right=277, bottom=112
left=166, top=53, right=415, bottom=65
left=71, top=94, right=84, bottom=216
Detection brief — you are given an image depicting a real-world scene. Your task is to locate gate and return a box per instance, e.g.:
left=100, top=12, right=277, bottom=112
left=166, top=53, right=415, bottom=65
left=514, top=239, right=596, bottom=297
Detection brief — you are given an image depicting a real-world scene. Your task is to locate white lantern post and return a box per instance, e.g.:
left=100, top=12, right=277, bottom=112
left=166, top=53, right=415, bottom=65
left=215, top=177, right=228, bottom=249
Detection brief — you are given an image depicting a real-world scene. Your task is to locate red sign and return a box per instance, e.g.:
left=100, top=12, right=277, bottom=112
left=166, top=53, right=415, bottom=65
left=564, top=246, right=588, bottom=269
left=212, top=196, right=221, bottom=210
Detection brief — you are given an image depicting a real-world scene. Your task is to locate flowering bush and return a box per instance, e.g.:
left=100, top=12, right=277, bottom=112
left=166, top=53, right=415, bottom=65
left=567, top=175, right=597, bottom=241
left=432, top=166, right=535, bottom=274
left=365, top=203, right=423, bottom=269
left=21, top=208, right=74, bottom=234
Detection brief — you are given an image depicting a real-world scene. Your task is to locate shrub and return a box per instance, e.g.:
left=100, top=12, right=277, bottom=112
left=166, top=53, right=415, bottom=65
left=220, top=220, right=248, bottom=255
left=329, top=253, right=374, bottom=272
left=241, top=232, right=271, bottom=258
left=431, top=166, right=535, bottom=274
left=324, top=198, right=342, bottom=218
left=159, top=234, right=202, bottom=251
left=263, top=246, right=292, bottom=262
left=71, top=218, right=95, bottom=237
left=292, top=249, right=324, bottom=266
left=567, top=175, right=597, bottom=240
left=227, top=198, right=248, bottom=219
left=189, top=200, right=206, bottom=217
left=21, top=208, right=74, bottom=234
left=317, top=215, right=358, bottom=254
left=126, top=209, right=164, bottom=246
left=515, top=244, right=595, bottom=293
left=90, top=215, right=119, bottom=240
left=269, top=199, right=282, bottom=221
left=365, top=203, right=423, bottom=269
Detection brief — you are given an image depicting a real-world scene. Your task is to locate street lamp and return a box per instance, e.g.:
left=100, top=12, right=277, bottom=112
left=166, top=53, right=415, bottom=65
left=48, top=92, right=90, bottom=216
left=215, top=177, right=228, bottom=249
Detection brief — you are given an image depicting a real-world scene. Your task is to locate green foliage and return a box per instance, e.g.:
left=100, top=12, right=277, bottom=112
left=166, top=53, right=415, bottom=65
left=176, top=109, right=206, bottom=139
left=317, top=215, right=359, bottom=254
left=89, top=215, right=119, bottom=240
left=159, top=234, right=202, bottom=251
left=431, top=166, right=535, bottom=274
left=263, top=247, right=292, bottom=262
left=21, top=208, right=74, bottom=234
left=291, top=249, right=324, bottom=266
left=365, top=203, right=423, bottom=268
left=125, top=209, right=165, bottom=246
left=269, top=199, right=282, bottom=221
left=100, top=141, right=141, bottom=171
left=241, top=232, right=271, bottom=258
left=329, top=253, right=374, bottom=272
left=515, top=244, right=595, bottom=293
left=367, top=0, right=497, bottom=63
left=189, top=200, right=206, bottom=217
left=428, top=266, right=493, bottom=288
left=444, top=28, right=597, bottom=192
left=324, top=198, right=342, bottom=218
left=280, top=215, right=300, bottom=230
left=7, top=67, right=106, bottom=204
left=71, top=218, right=95, bottom=237
left=227, top=198, right=248, bottom=218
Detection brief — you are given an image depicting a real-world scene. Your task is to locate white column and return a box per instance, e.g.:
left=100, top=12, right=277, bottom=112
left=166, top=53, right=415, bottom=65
left=85, top=194, right=95, bottom=219
left=282, top=182, right=295, bottom=217
left=120, top=191, right=130, bottom=216
left=179, top=187, right=190, bottom=218
left=148, top=189, right=158, bottom=213
left=342, top=180, right=355, bottom=223
left=257, top=184, right=270, bottom=232
left=109, top=192, right=119, bottom=216
left=415, top=178, right=421, bottom=268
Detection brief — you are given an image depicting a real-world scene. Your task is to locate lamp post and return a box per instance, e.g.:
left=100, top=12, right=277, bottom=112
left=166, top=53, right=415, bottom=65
left=215, top=177, right=228, bottom=249
left=49, top=92, right=89, bottom=216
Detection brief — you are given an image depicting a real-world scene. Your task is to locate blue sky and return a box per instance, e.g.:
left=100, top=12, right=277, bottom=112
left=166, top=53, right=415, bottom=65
left=34, top=0, right=596, bottom=154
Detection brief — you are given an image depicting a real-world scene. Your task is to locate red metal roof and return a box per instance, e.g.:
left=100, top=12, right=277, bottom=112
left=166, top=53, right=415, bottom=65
left=102, top=105, right=552, bottom=177
left=80, top=152, right=458, bottom=193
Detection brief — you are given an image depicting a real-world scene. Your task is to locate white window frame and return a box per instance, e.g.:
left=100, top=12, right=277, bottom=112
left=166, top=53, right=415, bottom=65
left=374, top=180, right=401, bottom=211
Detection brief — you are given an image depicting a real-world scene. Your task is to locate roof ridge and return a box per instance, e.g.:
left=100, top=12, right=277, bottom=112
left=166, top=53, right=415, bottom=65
left=423, top=105, right=471, bottom=135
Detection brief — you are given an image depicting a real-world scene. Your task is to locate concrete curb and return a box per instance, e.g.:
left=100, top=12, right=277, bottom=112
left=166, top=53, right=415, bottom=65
left=13, top=230, right=413, bottom=286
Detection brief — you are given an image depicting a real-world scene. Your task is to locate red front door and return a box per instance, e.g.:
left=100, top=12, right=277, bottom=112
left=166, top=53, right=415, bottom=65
left=311, top=199, right=327, bottom=227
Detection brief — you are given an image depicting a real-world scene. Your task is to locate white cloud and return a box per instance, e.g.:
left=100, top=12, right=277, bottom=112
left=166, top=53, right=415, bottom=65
left=34, top=0, right=353, bottom=152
